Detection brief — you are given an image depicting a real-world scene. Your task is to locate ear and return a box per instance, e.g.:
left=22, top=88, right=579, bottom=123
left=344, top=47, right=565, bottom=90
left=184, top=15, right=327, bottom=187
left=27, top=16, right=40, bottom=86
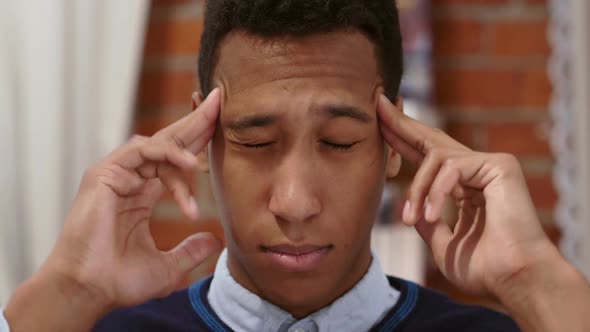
left=192, top=91, right=205, bottom=111
left=385, top=96, right=404, bottom=179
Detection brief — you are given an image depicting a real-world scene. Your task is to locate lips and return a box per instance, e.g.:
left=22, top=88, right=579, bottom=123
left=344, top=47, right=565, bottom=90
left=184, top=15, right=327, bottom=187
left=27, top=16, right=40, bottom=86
left=263, top=244, right=332, bottom=256
left=261, top=244, right=334, bottom=272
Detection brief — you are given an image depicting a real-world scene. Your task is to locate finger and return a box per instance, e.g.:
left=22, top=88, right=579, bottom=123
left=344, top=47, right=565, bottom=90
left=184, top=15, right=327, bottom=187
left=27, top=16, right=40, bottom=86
left=404, top=151, right=442, bottom=225
left=156, top=163, right=199, bottom=220
left=138, top=140, right=198, bottom=172
left=88, top=164, right=147, bottom=197
left=103, top=136, right=197, bottom=176
left=425, top=154, right=483, bottom=222
left=102, top=135, right=148, bottom=167
left=155, top=88, right=221, bottom=154
left=163, top=232, right=222, bottom=285
left=405, top=148, right=465, bottom=225
left=414, top=217, right=453, bottom=271
left=103, top=87, right=219, bottom=174
left=377, top=95, right=468, bottom=154
left=380, top=125, right=424, bottom=165
left=115, top=179, right=163, bottom=216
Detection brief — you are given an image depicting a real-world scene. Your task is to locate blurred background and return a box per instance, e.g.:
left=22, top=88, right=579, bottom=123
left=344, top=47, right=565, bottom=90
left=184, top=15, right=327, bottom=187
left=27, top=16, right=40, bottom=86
left=1, top=0, right=589, bottom=312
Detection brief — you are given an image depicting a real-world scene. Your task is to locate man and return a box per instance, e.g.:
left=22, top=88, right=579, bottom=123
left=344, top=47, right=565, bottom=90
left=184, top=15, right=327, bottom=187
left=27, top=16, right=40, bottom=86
left=3, top=0, right=590, bottom=331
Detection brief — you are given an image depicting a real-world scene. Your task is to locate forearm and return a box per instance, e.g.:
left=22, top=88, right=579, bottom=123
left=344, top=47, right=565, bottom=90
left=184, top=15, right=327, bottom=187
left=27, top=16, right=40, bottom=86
left=4, top=271, right=112, bottom=332
left=497, top=247, right=590, bottom=332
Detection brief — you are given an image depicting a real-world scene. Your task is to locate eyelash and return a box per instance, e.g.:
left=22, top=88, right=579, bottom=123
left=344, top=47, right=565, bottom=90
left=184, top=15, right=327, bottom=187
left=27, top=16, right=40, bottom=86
left=243, top=143, right=273, bottom=149
left=322, top=141, right=356, bottom=151
left=241, top=141, right=356, bottom=151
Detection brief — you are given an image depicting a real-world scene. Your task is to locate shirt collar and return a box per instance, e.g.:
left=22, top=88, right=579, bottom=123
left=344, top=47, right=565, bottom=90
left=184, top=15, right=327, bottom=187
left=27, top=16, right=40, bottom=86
left=208, top=249, right=399, bottom=332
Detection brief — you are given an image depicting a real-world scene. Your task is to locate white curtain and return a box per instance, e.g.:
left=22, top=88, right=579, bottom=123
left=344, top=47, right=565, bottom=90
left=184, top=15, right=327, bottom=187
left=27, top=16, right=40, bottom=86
left=549, top=0, right=590, bottom=279
left=570, top=0, right=590, bottom=279
left=0, top=0, right=150, bottom=304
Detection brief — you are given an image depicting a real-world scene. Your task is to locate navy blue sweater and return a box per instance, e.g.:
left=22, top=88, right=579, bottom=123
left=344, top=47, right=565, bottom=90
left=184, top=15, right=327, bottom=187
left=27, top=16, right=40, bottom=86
left=93, top=276, right=520, bottom=331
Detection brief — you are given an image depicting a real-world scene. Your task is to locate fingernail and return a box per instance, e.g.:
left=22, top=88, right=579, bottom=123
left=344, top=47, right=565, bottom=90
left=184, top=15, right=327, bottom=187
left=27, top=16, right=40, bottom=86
left=206, top=88, right=220, bottom=102
left=383, top=93, right=397, bottom=108
left=197, top=88, right=220, bottom=112
left=402, top=201, right=411, bottom=223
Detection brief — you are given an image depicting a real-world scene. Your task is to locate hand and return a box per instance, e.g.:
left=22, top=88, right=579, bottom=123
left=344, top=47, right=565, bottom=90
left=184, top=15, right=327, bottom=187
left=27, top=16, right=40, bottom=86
left=377, top=95, right=555, bottom=297
left=5, top=89, right=223, bottom=332
left=38, top=88, right=223, bottom=308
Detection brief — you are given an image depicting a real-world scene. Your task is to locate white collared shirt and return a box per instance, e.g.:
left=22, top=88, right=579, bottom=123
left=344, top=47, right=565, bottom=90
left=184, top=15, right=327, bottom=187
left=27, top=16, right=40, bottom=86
left=0, top=252, right=399, bottom=332
left=208, top=250, right=399, bottom=332
left=0, top=309, right=9, bottom=332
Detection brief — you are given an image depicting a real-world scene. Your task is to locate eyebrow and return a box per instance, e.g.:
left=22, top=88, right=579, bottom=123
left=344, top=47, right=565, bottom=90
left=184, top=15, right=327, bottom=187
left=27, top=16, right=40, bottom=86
left=318, top=105, right=372, bottom=123
left=227, top=114, right=279, bottom=130
left=226, top=104, right=372, bottom=130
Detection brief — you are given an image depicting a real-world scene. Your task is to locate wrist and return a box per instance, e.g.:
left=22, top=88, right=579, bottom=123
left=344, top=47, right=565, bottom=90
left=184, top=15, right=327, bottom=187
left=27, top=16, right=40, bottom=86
left=5, top=267, right=113, bottom=332
left=493, top=244, right=590, bottom=332
left=40, top=264, right=115, bottom=313
left=493, top=243, right=565, bottom=302
left=41, top=245, right=117, bottom=310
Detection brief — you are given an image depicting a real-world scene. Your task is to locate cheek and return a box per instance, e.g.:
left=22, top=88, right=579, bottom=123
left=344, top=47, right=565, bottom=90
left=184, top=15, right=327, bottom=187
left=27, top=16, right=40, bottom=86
left=210, top=134, right=269, bottom=243
left=325, top=132, right=386, bottom=191
left=320, top=141, right=387, bottom=237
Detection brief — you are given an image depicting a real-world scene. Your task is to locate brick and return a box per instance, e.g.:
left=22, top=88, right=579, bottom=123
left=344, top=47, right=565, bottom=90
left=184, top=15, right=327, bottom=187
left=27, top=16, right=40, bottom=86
left=446, top=122, right=487, bottom=150
left=543, top=222, right=561, bottom=245
left=490, top=20, right=550, bottom=57
left=133, top=111, right=194, bottom=135
left=137, top=71, right=196, bottom=107
left=447, top=123, right=475, bottom=147
left=525, top=175, right=558, bottom=210
left=435, top=68, right=551, bottom=108
left=134, top=116, right=175, bottom=136
left=150, top=219, right=225, bottom=250
left=433, top=18, right=483, bottom=56
left=486, top=122, right=551, bottom=156
left=144, top=19, right=203, bottom=56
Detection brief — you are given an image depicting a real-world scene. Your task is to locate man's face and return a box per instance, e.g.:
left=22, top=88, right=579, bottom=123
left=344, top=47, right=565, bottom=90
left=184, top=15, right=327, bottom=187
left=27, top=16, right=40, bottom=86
left=203, top=30, right=400, bottom=317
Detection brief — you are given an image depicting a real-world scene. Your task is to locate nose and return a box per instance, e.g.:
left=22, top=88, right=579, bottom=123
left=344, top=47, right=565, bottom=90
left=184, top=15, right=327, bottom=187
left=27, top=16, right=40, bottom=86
left=268, top=155, right=321, bottom=224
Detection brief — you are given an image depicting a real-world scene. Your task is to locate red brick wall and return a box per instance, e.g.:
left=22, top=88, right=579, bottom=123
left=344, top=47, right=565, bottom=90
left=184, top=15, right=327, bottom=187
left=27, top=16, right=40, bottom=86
left=134, top=0, right=557, bottom=301
left=431, top=0, right=555, bottom=231
left=428, top=0, right=557, bottom=307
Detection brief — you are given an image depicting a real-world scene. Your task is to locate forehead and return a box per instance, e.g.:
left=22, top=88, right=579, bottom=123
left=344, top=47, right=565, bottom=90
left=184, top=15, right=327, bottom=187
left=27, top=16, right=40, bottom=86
left=212, top=30, right=382, bottom=110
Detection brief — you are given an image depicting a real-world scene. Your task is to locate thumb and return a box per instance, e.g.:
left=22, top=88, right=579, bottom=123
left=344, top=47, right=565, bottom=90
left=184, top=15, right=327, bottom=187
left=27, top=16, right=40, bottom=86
left=164, top=232, right=222, bottom=281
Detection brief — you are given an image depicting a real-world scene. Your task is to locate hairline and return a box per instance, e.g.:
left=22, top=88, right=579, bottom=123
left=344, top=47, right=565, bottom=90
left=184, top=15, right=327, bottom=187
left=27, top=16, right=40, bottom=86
left=200, top=28, right=386, bottom=96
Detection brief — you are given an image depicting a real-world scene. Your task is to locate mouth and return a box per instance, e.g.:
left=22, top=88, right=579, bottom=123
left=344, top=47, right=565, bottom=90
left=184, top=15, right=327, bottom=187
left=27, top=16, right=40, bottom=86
left=260, top=244, right=334, bottom=272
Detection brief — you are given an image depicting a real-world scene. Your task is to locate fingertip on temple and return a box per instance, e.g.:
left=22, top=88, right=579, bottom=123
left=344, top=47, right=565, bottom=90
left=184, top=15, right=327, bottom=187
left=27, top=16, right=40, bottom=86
left=378, top=94, right=392, bottom=111
left=200, top=88, right=222, bottom=121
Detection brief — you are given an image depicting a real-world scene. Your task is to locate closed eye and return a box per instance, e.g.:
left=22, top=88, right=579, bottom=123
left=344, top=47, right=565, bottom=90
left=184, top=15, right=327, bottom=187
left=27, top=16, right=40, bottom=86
left=322, top=141, right=357, bottom=151
left=242, top=142, right=274, bottom=149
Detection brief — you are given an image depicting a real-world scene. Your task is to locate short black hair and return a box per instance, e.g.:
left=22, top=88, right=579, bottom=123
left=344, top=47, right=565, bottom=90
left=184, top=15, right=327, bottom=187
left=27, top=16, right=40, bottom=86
left=198, top=0, right=403, bottom=100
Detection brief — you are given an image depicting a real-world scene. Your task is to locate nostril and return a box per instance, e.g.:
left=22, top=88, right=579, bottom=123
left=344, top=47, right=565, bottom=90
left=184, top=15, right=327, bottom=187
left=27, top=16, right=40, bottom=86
left=268, top=193, right=321, bottom=223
